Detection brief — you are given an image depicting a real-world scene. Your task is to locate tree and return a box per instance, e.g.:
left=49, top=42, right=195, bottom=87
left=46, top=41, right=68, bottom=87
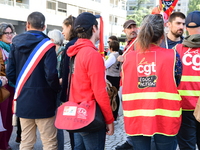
left=188, top=0, right=200, bottom=14
left=127, top=0, right=151, bottom=26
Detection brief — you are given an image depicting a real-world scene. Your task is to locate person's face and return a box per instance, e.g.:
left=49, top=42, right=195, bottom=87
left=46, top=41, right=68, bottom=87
left=107, top=39, right=112, bottom=43
left=168, top=17, right=185, bottom=38
left=93, top=25, right=100, bottom=43
left=0, top=27, right=14, bottom=44
left=62, top=24, right=71, bottom=41
left=123, top=24, right=137, bottom=41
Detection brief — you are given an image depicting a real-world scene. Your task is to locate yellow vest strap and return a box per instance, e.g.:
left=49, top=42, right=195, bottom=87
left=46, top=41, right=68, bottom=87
left=122, top=92, right=181, bottom=101
left=181, top=76, right=200, bottom=82
left=178, top=90, right=200, bottom=96
left=124, top=108, right=182, bottom=118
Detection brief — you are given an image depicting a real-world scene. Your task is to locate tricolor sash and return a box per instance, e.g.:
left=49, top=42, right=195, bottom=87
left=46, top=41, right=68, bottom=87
left=14, top=38, right=55, bottom=101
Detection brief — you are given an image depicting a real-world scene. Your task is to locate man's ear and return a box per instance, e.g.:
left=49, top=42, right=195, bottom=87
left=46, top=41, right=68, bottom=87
left=26, top=22, right=30, bottom=30
left=123, top=29, right=126, bottom=34
left=92, top=25, right=97, bottom=33
left=42, top=25, right=46, bottom=31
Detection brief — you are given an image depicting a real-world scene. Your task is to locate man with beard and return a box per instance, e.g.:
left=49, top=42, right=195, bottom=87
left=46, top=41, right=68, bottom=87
left=160, top=12, right=186, bottom=49
left=115, top=19, right=137, bottom=150
left=123, top=20, right=137, bottom=52
left=117, top=20, right=138, bottom=63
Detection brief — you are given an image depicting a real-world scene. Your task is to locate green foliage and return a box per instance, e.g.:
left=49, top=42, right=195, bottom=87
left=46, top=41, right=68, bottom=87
left=126, top=0, right=152, bottom=26
left=127, top=8, right=151, bottom=26
left=188, top=0, right=200, bottom=14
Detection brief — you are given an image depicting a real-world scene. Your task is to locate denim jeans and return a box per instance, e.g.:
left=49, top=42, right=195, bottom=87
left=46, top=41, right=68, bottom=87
left=57, top=129, right=64, bottom=150
left=151, top=136, right=177, bottom=150
left=73, top=127, right=106, bottom=150
left=177, top=111, right=200, bottom=150
left=129, top=134, right=176, bottom=150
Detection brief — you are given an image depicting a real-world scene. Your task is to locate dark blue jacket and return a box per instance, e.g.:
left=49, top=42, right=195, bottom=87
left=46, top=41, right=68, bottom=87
left=160, top=36, right=184, bottom=49
left=6, top=30, right=61, bottom=119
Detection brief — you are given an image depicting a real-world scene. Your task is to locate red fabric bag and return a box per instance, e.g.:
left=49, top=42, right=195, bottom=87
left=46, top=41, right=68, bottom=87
left=55, top=100, right=105, bottom=132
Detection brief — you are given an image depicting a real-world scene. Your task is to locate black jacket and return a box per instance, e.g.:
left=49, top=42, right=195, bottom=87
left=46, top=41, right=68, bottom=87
left=6, top=30, right=61, bottom=119
left=59, top=37, right=78, bottom=102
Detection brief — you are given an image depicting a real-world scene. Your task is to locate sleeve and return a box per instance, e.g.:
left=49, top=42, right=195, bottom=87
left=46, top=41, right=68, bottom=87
left=59, top=53, right=70, bottom=102
left=59, top=42, right=73, bottom=102
left=87, top=51, right=114, bottom=124
left=174, top=51, right=182, bottom=87
left=105, top=54, right=116, bottom=69
left=44, top=47, right=61, bottom=92
left=6, top=44, right=17, bottom=84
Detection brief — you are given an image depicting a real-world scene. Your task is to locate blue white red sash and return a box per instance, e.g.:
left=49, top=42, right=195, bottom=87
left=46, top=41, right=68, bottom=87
left=14, top=38, right=55, bottom=100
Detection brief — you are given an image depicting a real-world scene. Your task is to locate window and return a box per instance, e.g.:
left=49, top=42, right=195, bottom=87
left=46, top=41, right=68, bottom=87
left=16, top=0, right=22, bottom=3
left=58, top=2, right=67, bottom=13
left=79, top=8, right=86, bottom=14
left=115, top=17, right=118, bottom=25
left=109, top=15, right=114, bottom=24
left=94, top=12, right=101, bottom=15
left=87, top=10, right=93, bottom=14
left=47, top=1, right=56, bottom=10
left=129, top=6, right=135, bottom=10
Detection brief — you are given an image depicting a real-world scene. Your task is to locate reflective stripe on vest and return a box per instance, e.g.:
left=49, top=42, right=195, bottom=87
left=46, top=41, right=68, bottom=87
left=178, top=90, right=200, bottom=96
left=122, top=92, right=181, bottom=101
left=124, top=108, right=182, bottom=118
left=181, top=75, right=200, bottom=82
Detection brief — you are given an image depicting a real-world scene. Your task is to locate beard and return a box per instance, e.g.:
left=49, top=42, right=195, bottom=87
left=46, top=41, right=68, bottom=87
left=127, top=31, right=137, bottom=40
left=171, top=29, right=183, bottom=38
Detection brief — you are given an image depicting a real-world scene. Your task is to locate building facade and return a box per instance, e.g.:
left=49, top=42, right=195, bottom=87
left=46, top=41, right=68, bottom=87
left=173, top=0, right=189, bottom=15
left=0, top=0, right=127, bottom=44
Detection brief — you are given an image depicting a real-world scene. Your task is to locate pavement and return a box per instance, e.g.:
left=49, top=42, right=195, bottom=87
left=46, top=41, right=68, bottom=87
left=9, top=98, right=127, bottom=150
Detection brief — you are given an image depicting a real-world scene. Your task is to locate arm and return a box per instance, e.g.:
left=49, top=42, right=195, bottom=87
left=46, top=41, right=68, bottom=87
left=6, top=44, right=17, bottom=84
left=174, top=51, right=182, bottom=87
left=87, top=51, right=114, bottom=125
left=105, top=54, right=116, bottom=69
left=44, top=47, right=61, bottom=92
left=59, top=42, right=74, bottom=102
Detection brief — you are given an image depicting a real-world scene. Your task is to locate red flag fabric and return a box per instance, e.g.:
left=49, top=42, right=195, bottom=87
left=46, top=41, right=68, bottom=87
left=160, top=0, right=178, bottom=19
left=151, top=0, right=178, bottom=23
left=98, top=17, right=104, bottom=57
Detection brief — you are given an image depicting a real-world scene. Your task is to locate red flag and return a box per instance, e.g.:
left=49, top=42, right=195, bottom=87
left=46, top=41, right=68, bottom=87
left=160, top=0, right=178, bottom=19
left=98, top=17, right=104, bottom=57
left=151, top=0, right=178, bottom=24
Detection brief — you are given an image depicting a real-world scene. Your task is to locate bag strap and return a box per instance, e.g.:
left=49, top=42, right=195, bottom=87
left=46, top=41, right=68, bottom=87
left=14, top=38, right=55, bottom=100
left=66, top=55, right=75, bottom=102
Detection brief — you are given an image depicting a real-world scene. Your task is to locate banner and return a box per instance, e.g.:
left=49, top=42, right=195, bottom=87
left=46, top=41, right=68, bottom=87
left=152, top=0, right=178, bottom=21
left=160, top=0, right=178, bottom=18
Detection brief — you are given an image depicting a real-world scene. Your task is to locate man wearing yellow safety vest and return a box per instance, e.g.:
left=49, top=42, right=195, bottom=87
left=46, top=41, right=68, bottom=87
left=121, top=14, right=182, bottom=150
left=175, top=11, right=200, bottom=150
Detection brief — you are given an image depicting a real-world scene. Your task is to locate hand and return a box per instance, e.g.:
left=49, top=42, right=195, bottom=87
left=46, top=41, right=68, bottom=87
left=117, top=55, right=124, bottom=62
left=59, top=78, right=62, bottom=85
left=106, top=123, right=114, bottom=135
left=0, top=76, right=8, bottom=86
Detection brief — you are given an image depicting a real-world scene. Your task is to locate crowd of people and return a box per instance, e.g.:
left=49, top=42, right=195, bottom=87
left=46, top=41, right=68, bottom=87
left=0, top=9, right=199, bottom=150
